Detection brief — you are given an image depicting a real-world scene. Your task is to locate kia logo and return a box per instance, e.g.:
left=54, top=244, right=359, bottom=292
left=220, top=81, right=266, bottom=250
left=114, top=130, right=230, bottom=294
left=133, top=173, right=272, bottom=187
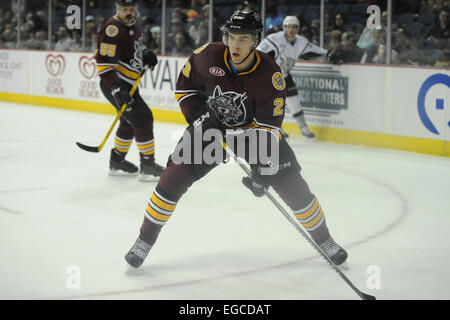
left=45, top=54, right=65, bottom=77
left=209, top=67, right=225, bottom=77
left=79, top=56, right=97, bottom=79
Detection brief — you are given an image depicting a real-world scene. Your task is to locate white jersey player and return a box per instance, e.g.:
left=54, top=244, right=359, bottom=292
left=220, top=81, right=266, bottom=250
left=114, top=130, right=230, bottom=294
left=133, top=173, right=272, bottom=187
left=257, top=16, right=329, bottom=138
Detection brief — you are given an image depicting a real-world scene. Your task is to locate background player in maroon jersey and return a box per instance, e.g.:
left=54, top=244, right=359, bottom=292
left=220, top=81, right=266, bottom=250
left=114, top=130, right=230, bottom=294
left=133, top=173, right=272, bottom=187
left=95, top=0, right=163, bottom=181
left=124, top=10, right=348, bottom=269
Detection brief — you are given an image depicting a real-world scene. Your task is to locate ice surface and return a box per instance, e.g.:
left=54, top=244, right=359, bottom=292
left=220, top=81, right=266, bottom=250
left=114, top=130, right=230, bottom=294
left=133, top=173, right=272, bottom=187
left=0, top=101, right=449, bottom=300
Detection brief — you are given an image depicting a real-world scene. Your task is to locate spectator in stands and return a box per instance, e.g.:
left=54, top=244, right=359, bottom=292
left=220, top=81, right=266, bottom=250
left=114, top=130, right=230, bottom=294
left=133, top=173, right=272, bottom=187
left=357, top=26, right=376, bottom=52
left=333, top=13, right=353, bottom=33
left=193, top=20, right=209, bottom=47
left=170, top=30, right=193, bottom=56
left=71, top=30, right=82, bottom=51
left=310, top=19, right=320, bottom=45
left=393, top=28, right=423, bottom=65
left=237, top=0, right=257, bottom=11
left=196, top=4, right=221, bottom=42
left=34, top=30, right=49, bottom=50
left=427, top=7, right=449, bottom=48
left=86, top=15, right=97, bottom=36
left=187, top=9, right=201, bottom=44
left=87, top=32, right=97, bottom=52
left=167, top=19, right=184, bottom=51
left=324, top=10, right=334, bottom=36
left=328, top=29, right=342, bottom=50
left=300, top=25, right=312, bottom=42
left=51, top=0, right=66, bottom=10
left=1, top=26, right=15, bottom=48
left=369, top=29, right=399, bottom=64
left=328, top=31, right=367, bottom=64
left=171, top=7, right=187, bottom=24
left=33, top=11, right=47, bottom=33
left=150, top=26, right=162, bottom=54
left=54, top=26, right=73, bottom=51
left=96, top=15, right=107, bottom=32
left=265, top=2, right=283, bottom=34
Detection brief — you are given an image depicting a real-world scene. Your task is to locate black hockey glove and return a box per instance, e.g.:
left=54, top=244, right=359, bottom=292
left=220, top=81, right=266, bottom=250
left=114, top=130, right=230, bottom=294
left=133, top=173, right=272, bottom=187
left=242, top=165, right=271, bottom=198
left=111, top=83, right=135, bottom=111
left=143, top=49, right=158, bottom=70
left=326, top=49, right=342, bottom=65
left=189, top=107, right=224, bottom=132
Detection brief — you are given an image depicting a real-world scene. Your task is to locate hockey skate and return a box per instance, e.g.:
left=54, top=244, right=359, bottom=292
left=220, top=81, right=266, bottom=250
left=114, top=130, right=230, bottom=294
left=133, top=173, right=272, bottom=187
left=109, top=158, right=139, bottom=176
left=139, top=162, right=165, bottom=182
left=125, top=238, right=152, bottom=268
left=300, top=125, right=316, bottom=139
left=319, top=236, right=348, bottom=269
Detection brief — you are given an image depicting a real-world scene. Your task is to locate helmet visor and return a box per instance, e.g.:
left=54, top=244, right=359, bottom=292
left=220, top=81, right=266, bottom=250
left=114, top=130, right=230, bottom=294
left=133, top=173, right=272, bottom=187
left=223, top=32, right=257, bottom=48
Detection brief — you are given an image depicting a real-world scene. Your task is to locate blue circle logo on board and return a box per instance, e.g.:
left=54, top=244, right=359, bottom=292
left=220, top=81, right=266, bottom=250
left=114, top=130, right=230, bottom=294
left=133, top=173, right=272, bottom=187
left=417, top=74, right=450, bottom=135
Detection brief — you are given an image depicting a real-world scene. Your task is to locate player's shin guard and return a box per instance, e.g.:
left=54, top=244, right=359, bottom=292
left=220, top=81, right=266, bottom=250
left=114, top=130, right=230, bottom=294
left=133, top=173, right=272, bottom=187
left=125, top=186, right=179, bottom=268
left=135, top=123, right=164, bottom=180
left=109, top=122, right=138, bottom=175
left=294, top=197, right=347, bottom=265
left=294, top=197, right=329, bottom=243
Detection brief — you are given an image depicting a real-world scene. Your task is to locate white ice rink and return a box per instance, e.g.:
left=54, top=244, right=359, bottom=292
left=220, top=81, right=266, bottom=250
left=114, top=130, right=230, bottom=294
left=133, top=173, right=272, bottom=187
left=0, top=101, right=449, bottom=300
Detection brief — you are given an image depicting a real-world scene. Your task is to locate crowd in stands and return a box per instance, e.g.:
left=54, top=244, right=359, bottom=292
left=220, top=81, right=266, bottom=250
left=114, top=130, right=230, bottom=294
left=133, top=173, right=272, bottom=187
left=0, top=0, right=449, bottom=67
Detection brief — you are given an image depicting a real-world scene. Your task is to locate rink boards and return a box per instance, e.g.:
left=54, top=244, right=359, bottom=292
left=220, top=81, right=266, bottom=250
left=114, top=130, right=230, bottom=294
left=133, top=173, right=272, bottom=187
left=0, top=48, right=449, bottom=157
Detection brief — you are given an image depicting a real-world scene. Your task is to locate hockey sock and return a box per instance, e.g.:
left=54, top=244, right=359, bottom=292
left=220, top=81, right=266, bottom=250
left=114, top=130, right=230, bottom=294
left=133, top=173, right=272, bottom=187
left=111, top=121, right=134, bottom=162
left=140, top=185, right=179, bottom=245
left=293, top=196, right=330, bottom=244
left=135, top=123, right=155, bottom=165
left=271, top=168, right=330, bottom=244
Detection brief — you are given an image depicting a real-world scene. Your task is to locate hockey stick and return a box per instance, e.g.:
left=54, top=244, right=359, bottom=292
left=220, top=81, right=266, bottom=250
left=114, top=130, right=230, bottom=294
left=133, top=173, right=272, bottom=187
left=76, top=70, right=145, bottom=153
left=220, top=139, right=376, bottom=300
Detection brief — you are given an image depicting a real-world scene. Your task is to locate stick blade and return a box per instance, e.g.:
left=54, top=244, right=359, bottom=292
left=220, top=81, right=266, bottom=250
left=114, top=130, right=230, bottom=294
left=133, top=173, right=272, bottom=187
left=361, top=292, right=377, bottom=300
left=76, top=142, right=100, bottom=153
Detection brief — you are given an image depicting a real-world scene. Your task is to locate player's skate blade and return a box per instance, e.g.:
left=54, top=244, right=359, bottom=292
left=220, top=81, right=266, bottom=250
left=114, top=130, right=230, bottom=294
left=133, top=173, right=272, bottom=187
left=125, top=238, right=152, bottom=268
left=319, top=237, right=348, bottom=266
left=109, top=159, right=139, bottom=176
left=300, top=125, right=315, bottom=139
left=139, top=162, right=164, bottom=182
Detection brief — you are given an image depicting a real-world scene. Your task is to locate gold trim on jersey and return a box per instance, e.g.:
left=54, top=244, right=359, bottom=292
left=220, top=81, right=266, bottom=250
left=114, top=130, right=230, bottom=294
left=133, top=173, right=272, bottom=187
left=236, top=119, right=282, bottom=140
left=223, top=48, right=261, bottom=76
left=96, top=63, right=140, bottom=80
left=174, top=90, right=203, bottom=103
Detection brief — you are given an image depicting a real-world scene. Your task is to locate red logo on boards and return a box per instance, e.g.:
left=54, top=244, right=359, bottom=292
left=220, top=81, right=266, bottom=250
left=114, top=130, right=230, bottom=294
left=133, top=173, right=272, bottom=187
left=45, top=54, right=65, bottom=77
left=79, top=56, right=97, bottom=79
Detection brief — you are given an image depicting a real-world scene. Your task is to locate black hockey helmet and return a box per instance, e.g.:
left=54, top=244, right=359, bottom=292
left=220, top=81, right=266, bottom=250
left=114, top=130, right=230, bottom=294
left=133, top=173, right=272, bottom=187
left=116, top=0, right=137, bottom=6
left=223, top=10, right=264, bottom=41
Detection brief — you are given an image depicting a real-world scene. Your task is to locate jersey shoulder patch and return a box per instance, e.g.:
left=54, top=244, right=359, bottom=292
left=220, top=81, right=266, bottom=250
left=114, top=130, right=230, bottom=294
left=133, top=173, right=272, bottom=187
left=105, top=25, right=119, bottom=37
left=272, top=72, right=286, bottom=91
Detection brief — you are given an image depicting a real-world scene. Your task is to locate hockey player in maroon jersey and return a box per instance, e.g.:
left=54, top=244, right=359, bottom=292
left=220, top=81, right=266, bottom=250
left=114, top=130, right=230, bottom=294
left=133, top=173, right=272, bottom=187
left=95, top=0, right=164, bottom=181
left=125, top=10, right=348, bottom=268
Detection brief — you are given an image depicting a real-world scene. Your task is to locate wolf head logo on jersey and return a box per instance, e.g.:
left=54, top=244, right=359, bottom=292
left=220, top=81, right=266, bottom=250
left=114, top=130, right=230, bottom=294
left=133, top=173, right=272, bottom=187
left=207, top=86, right=247, bottom=126
left=130, top=36, right=146, bottom=70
